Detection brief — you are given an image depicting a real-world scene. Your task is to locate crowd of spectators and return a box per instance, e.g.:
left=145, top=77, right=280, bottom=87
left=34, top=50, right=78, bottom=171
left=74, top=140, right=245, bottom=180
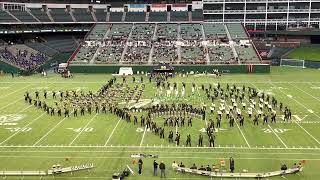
left=0, top=47, right=48, bottom=70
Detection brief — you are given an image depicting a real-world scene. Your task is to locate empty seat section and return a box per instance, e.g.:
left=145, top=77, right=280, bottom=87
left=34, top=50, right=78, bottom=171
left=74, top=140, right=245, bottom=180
left=9, top=10, right=37, bottom=22
left=29, top=8, right=51, bottom=22
left=125, top=12, right=146, bottom=22
left=149, top=12, right=167, bottom=22
left=109, top=12, right=123, bottom=22
left=192, top=9, right=204, bottom=21
left=171, top=11, right=188, bottom=21
left=50, top=8, right=73, bottom=22
left=0, top=11, right=17, bottom=22
left=95, top=9, right=107, bottom=22
left=73, top=8, right=93, bottom=22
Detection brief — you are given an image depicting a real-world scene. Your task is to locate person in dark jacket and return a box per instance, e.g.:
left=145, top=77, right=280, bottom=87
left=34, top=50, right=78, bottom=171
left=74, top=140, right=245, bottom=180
left=138, top=159, right=143, bottom=175
left=159, top=161, right=166, bottom=178
left=153, top=160, right=158, bottom=176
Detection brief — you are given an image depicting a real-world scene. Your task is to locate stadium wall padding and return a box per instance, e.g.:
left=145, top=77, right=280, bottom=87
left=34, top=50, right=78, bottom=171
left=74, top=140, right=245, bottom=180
left=304, top=60, right=320, bottom=69
left=69, top=64, right=270, bottom=74
left=39, top=52, right=72, bottom=70
left=0, top=61, right=23, bottom=74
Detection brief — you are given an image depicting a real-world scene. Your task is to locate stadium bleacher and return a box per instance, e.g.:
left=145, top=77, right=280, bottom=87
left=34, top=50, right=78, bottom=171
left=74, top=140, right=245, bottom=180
left=180, top=24, right=202, bottom=40
left=131, top=24, right=155, bottom=40
left=180, top=46, right=206, bottom=64
left=87, top=24, right=109, bottom=40
left=203, top=24, right=227, bottom=39
left=227, top=24, right=248, bottom=40
left=73, top=8, right=93, bottom=22
left=125, top=12, right=146, bottom=22
left=29, top=8, right=51, bottom=22
left=26, top=42, right=58, bottom=57
left=106, top=24, right=132, bottom=39
left=109, top=12, right=123, bottom=22
left=192, top=9, right=204, bottom=21
left=149, top=12, right=167, bottom=22
left=49, top=8, right=73, bottom=22
left=171, top=11, right=189, bottom=22
left=156, top=24, right=178, bottom=39
left=94, top=9, right=107, bottom=22
left=9, top=10, right=37, bottom=22
left=0, top=10, right=17, bottom=22
left=95, top=45, right=123, bottom=64
left=152, top=44, right=178, bottom=64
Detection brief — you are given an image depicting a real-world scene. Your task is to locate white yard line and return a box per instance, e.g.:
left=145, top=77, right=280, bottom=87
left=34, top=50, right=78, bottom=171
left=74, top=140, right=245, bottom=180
left=139, top=125, right=147, bottom=147
left=0, top=84, right=32, bottom=99
left=223, top=100, right=251, bottom=148
left=247, top=83, right=288, bottom=148
left=0, top=145, right=318, bottom=150
left=0, top=112, right=46, bottom=145
left=32, top=115, right=71, bottom=146
left=269, top=82, right=320, bottom=145
left=104, top=119, right=121, bottom=146
left=0, top=97, right=24, bottom=111
left=294, top=121, right=320, bottom=145
left=290, top=83, right=320, bottom=102
left=69, top=113, right=98, bottom=146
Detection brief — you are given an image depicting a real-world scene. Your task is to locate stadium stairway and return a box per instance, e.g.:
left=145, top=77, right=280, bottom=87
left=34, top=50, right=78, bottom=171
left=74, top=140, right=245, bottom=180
left=200, top=24, right=210, bottom=64
left=167, top=12, right=170, bottom=22
left=46, top=9, right=54, bottom=22
left=5, top=11, right=21, bottom=22
left=69, top=10, right=77, bottom=22
left=119, top=24, right=135, bottom=64
left=89, top=27, right=111, bottom=64
left=26, top=9, right=40, bottom=22
left=91, top=10, right=97, bottom=22
left=147, top=24, right=158, bottom=65
left=121, top=12, right=126, bottom=22
left=224, top=24, right=239, bottom=63
left=145, top=12, right=149, bottom=22
left=106, top=12, right=110, bottom=22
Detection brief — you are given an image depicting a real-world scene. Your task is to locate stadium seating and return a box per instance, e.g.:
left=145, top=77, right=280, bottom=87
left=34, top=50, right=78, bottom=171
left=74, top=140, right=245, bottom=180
left=192, top=9, right=204, bottom=21
left=95, top=45, right=123, bottom=64
left=73, top=43, right=98, bottom=64
left=9, top=10, right=37, bottom=22
left=227, top=24, right=248, bottom=39
left=125, top=12, right=146, bottom=22
left=156, top=24, right=178, bottom=39
left=0, top=45, right=49, bottom=70
left=87, top=24, right=109, bottom=40
left=208, top=45, right=234, bottom=63
left=124, top=45, right=151, bottom=64
left=106, top=24, right=132, bottom=39
left=203, top=24, right=227, bottom=39
left=43, top=36, right=78, bottom=53
left=149, top=12, right=167, bottom=22
left=109, top=12, right=123, bottom=22
left=95, top=9, right=107, bottom=22
left=180, top=24, right=202, bottom=40
left=180, top=46, right=206, bottom=64
left=73, top=8, right=93, bottom=22
left=29, top=8, right=51, bottom=22
left=131, top=24, right=155, bottom=40
left=50, top=8, right=73, bottom=22
left=171, top=11, right=189, bottom=22
left=26, top=42, right=59, bottom=57
left=0, top=11, right=17, bottom=22
left=152, top=45, right=178, bottom=64
left=235, top=44, right=260, bottom=63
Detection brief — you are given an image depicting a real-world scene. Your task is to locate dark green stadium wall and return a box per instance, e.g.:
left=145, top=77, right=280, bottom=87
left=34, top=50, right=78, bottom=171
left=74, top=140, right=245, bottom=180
left=0, top=61, right=23, bottom=74
left=69, top=64, right=270, bottom=74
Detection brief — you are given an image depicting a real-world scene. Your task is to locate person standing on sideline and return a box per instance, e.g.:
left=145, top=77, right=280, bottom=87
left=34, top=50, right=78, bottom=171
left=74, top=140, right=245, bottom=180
left=159, top=161, right=166, bottom=178
left=230, top=157, right=235, bottom=173
left=138, top=159, right=143, bottom=175
left=153, top=160, right=158, bottom=176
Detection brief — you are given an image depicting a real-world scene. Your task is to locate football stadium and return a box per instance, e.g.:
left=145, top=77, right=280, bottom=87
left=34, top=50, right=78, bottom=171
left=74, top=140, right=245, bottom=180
left=0, top=0, right=320, bottom=179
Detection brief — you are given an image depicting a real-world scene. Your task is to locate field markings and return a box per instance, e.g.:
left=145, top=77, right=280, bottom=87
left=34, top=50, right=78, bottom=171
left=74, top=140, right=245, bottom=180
left=32, top=115, right=71, bottom=146
left=290, top=83, right=320, bottom=103
left=104, top=119, right=121, bottom=146
left=139, top=125, right=147, bottom=147
left=247, top=83, right=288, bottom=148
left=223, top=99, right=251, bottom=148
left=0, top=84, right=32, bottom=99
left=0, top=144, right=319, bottom=150
left=262, top=83, right=320, bottom=148
left=69, top=113, right=98, bottom=146
left=0, top=112, right=46, bottom=145
left=0, top=97, right=25, bottom=112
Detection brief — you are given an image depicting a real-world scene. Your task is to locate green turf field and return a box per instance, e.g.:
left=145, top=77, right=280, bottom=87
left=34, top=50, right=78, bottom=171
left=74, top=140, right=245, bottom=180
left=0, top=67, right=320, bottom=179
left=287, top=45, right=320, bottom=61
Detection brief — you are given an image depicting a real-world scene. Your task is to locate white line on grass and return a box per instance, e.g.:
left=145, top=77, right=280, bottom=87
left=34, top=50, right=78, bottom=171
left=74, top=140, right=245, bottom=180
left=0, top=112, right=46, bottom=145
left=291, top=83, right=320, bottom=102
left=0, top=97, right=24, bottom=111
left=294, top=121, right=320, bottom=145
left=0, top=145, right=318, bottom=150
left=267, top=124, right=288, bottom=148
left=69, top=113, right=98, bottom=146
left=223, top=100, right=251, bottom=148
left=0, top=84, right=32, bottom=99
left=33, top=115, right=71, bottom=146
left=269, top=82, right=320, bottom=145
left=104, top=118, right=121, bottom=146
left=139, top=125, right=147, bottom=147
left=247, top=83, right=288, bottom=148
